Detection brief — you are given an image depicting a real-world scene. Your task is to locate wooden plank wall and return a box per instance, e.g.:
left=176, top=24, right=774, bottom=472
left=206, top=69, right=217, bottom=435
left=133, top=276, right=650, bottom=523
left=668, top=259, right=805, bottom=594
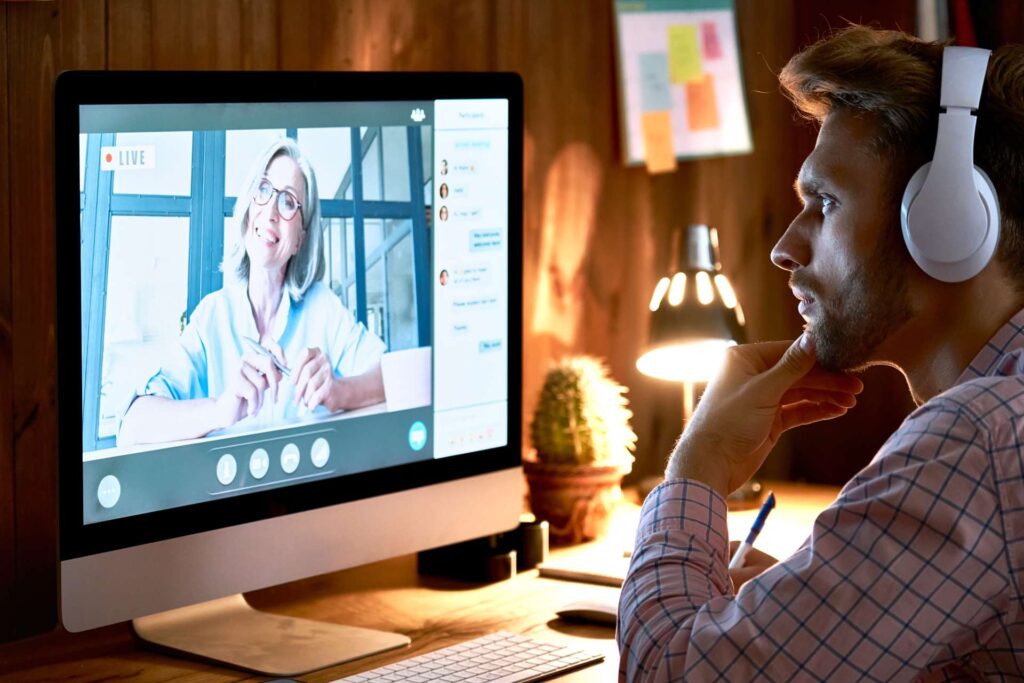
left=0, top=0, right=12, bottom=645
left=0, top=0, right=963, bottom=641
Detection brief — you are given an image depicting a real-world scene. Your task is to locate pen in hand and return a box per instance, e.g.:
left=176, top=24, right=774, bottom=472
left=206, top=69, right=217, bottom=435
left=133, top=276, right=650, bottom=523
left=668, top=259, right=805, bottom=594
left=729, top=491, right=776, bottom=570
left=241, top=336, right=291, bottom=378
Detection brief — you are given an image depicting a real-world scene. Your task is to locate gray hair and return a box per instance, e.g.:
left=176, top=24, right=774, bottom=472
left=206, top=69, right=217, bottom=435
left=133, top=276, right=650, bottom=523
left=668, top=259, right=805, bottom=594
left=222, top=138, right=325, bottom=301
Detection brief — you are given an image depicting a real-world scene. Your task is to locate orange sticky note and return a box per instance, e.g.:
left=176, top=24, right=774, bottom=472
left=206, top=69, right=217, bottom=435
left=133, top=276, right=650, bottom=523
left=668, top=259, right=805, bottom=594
left=686, top=73, right=720, bottom=130
left=641, top=110, right=677, bottom=173
left=668, top=24, right=702, bottom=84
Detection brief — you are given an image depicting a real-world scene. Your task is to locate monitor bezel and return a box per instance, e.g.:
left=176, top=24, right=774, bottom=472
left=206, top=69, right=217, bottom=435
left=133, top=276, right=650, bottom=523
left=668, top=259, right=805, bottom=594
left=56, top=70, right=523, bottom=561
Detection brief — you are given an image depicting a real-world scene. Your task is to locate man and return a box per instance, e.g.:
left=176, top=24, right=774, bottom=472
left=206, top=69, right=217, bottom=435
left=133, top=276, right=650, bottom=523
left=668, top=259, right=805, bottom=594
left=618, top=26, right=1024, bottom=680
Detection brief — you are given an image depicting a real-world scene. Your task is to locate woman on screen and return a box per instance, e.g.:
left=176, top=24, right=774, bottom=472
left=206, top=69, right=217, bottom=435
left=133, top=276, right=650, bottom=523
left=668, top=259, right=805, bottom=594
left=118, top=139, right=385, bottom=446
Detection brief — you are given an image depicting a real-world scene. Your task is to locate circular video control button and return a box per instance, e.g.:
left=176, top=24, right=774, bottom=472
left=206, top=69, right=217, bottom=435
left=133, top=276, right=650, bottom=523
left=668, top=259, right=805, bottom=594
left=97, top=474, right=121, bottom=509
left=280, top=443, right=300, bottom=474
left=408, top=421, right=428, bottom=451
left=249, top=448, right=270, bottom=479
left=311, top=437, right=330, bottom=468
left=216, top=454, right=238, bottom=486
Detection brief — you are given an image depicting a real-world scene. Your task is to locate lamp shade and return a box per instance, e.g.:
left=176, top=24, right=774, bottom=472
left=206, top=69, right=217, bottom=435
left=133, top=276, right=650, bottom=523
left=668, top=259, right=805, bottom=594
left=636, top=225, right=746, bottom=382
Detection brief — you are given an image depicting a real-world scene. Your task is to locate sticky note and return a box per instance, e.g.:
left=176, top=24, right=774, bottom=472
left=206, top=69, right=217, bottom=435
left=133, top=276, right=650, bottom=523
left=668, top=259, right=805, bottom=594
left=668, top=24, right=702, bottom=84
left=641, top=110, right=677, bottom=173
left=686, top=73, right=720, bottom=130
left=639, top=52, right=673, bottom=112
left=701, top=22, right=723, bottom=60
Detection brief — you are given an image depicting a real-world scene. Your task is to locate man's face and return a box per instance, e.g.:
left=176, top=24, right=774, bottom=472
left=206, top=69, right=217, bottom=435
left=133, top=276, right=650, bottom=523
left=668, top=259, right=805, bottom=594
left=771, top=109, right=913, bottom=371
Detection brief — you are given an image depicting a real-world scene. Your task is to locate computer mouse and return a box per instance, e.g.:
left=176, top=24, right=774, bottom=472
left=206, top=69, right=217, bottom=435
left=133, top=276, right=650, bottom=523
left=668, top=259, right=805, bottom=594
left=555, top=598, right=618, bottom=626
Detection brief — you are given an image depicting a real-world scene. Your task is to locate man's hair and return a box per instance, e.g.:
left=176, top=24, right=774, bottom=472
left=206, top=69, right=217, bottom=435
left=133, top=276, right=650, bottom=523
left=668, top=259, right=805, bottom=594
left=223, top=138, right=325, bottom=301
left=779, top=25, right=1024, bottom=287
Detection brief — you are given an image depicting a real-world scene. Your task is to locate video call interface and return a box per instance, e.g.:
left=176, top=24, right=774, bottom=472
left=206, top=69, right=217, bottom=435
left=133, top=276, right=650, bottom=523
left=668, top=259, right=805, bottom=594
left=79, top=99, right=510, bottom=524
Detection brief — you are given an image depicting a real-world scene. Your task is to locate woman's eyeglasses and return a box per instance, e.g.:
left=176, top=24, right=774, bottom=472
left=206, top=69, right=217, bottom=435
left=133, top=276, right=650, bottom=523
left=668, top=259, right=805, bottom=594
left=253, top=178, right=303, bottom=221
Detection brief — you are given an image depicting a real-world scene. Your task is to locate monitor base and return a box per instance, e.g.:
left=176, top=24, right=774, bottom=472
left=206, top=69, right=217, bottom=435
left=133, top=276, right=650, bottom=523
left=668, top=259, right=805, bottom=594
left=132, top=593, right=410, bottom=676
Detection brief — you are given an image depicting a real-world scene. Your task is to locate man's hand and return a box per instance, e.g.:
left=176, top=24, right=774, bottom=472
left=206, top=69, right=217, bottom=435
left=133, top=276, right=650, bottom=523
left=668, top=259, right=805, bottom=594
left=728, top=540, right=779, bottom=592
left=666, top=334, right=863, bottom=497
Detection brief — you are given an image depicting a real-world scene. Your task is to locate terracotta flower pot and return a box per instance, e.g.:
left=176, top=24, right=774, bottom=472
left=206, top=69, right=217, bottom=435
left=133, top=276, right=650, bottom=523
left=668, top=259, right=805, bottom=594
left=523, top=457, right=631, bottom=545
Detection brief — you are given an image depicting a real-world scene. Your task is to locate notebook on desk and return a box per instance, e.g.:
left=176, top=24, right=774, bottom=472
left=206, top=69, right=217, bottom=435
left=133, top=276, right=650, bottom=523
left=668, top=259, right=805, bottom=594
left=537, top=545, right=631, bottom=587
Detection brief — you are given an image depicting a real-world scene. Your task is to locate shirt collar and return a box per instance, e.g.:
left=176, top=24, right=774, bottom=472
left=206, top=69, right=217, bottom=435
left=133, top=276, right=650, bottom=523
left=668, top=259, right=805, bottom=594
left=954, top=307, right=1024, bottom=384
left=226, top=278, right=292, bottom=344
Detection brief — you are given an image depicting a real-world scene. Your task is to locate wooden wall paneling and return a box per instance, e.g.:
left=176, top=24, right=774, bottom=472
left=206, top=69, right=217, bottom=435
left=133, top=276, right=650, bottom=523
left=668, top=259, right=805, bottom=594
left=490, top=0, right=624, bottom=460
left=0, top=3, right=15, bottom=644
left=150, top=0, right=242, bottom=69
left=240, top=0, right=278, bottom=70
left=8, top=0, right=63, bottom=642
left=281, top=0, right=493, bottom=72
left=6, top=0, right=106, bottom=640
left=107, top=0, right=152, bottom=69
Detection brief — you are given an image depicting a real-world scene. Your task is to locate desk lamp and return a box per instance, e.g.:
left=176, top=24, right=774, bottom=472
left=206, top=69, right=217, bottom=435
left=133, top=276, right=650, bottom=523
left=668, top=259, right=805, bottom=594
left=637, top=224, right=761, bottom=508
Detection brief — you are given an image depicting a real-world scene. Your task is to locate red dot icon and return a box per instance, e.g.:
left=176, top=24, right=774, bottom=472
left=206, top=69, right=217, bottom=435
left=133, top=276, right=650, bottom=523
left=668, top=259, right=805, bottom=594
left=105, top=152, right=112, bottom=163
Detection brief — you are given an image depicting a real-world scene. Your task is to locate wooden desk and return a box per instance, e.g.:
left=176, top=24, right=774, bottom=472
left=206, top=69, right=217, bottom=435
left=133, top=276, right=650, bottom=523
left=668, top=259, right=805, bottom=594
left=0, top=481, right=838, bottom=682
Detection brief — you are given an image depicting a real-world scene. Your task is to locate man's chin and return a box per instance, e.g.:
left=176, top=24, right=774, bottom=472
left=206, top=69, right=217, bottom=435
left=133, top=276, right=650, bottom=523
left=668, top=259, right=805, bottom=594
left=808, top=326, right=871, bottom=373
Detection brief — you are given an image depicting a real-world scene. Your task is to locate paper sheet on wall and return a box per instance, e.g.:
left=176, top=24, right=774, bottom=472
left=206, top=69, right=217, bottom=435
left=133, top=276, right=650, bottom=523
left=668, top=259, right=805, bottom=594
left=614, top=0, right=752, bottom=170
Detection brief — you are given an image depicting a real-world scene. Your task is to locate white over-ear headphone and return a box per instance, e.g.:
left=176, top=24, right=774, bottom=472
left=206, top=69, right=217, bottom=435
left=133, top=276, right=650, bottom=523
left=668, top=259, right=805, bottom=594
left=900, top=46, right=1000, bottom=282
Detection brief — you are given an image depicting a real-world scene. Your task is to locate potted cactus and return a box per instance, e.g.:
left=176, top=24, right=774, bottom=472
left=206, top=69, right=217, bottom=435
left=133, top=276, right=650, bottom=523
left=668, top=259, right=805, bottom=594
left=525, top=356, right=637, bottom=545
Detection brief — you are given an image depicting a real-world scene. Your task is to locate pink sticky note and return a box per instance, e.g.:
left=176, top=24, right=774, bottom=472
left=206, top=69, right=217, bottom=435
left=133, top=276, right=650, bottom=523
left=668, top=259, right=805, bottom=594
left=702, top=22, right=723, bottom=60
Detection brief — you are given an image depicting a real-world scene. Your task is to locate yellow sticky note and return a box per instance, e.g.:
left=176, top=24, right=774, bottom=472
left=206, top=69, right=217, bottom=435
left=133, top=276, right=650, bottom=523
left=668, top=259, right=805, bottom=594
left=641, top=110, right=677, bottom=174
left=686, top=73, right=720, bottom=130
left=668, top=24, right=702, bottom=84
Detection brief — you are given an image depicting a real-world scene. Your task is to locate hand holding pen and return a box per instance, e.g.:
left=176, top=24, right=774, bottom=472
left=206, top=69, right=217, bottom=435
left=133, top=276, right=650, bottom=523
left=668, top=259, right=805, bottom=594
left=212, top=337, right=290, bottom=426
left=242, top=336, right=291, bottom=378
left=729, top=491, right=776, bottom=570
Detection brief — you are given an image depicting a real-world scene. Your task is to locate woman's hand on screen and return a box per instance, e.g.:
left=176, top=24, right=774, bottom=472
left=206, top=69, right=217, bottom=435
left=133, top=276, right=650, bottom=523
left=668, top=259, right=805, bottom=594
left=291, top=347, right=338, bottom=411
left=214, top=349, right=283, bottom=427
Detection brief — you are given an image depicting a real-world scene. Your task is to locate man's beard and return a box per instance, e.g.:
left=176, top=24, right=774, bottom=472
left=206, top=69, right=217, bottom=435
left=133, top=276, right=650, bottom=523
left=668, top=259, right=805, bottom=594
left=796, top=235, right=913, bottom=372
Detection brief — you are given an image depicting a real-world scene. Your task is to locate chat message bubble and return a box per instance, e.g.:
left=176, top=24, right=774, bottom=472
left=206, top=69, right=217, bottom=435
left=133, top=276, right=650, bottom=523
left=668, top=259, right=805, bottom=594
left=478, top=339, right=503, bottom=353
left=454, top=139, right=492, bottom=150
left=451, top=264, right=492, bottom=287
left=452, top=294, right=498, bottom=310
left=470, top=230, right=503, bottom=251
left=453, top=206, right=483, bottom=221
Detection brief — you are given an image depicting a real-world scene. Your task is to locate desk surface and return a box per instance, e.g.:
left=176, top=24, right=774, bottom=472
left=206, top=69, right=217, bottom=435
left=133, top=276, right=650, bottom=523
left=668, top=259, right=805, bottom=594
left=0, top=480, right=838, bottom=682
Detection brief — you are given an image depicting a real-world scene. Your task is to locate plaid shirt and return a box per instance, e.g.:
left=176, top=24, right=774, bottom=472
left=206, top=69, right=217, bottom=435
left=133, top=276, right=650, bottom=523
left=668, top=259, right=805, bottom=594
left=618, top=310, right=1024, bottom=681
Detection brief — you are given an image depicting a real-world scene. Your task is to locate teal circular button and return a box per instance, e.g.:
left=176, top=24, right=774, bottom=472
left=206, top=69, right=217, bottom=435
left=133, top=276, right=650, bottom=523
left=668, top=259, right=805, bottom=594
left=97, top=474, right=121, bottom=509
left=408, top=421, right=428, bottom=451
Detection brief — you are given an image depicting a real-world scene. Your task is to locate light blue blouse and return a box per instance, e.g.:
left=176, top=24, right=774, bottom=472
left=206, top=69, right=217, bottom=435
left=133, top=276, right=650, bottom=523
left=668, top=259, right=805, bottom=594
left=128, top=281, right=385, bottom=431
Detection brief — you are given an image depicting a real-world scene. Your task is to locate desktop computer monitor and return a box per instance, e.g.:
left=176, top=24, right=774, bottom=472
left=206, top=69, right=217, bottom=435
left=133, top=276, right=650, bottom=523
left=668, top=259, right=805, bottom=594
left=55, top=71, right=523, bottom=674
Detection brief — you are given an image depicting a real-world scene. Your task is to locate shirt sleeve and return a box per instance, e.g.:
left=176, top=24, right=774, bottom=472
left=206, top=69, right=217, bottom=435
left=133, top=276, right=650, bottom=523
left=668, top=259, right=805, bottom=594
left=329, top=298, right=385, bottom=377
left=135, top=308, right=210, bottom=402
left=618, top=399, right=1010, bottom=682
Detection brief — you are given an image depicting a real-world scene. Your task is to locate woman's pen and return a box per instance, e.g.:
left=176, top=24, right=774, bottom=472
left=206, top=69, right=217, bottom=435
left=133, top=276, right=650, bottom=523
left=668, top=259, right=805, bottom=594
left=728, top=491, right=776, bottom=570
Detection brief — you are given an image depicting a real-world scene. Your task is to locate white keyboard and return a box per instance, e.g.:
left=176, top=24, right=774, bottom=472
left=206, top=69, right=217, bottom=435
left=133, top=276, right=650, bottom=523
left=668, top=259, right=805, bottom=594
left=331, top=631, right=604, bottom=683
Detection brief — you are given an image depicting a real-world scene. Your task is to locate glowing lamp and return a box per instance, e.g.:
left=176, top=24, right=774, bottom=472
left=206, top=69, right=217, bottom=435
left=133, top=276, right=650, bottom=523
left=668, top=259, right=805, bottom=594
left=637, top=224, right=746, bottom=385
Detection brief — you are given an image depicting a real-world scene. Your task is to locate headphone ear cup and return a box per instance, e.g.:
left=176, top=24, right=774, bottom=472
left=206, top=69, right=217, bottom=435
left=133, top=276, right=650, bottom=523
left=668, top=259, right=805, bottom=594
left=901, top=161, right=930, bottom=259
left=901, top=162, right=1000, bottom=282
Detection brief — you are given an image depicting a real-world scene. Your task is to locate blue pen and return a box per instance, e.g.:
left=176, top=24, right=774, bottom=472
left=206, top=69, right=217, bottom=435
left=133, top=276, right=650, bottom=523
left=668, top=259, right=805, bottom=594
left=729, top=492, right=776, bottom=570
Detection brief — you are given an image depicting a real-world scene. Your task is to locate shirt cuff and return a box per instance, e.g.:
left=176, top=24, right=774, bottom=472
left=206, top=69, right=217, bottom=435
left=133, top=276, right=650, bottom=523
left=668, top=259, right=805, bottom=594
left=636, top=479, right=730, bottom=560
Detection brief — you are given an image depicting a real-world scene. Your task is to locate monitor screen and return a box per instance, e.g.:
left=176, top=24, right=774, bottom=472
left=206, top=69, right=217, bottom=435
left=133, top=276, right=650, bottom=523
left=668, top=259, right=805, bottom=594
left=56, top=73, right=523, bottom=631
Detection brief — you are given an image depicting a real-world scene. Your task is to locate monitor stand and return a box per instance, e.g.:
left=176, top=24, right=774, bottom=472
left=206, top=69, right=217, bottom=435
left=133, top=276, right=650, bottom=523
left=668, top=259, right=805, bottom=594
left=132, top=593, right=410, bottom=676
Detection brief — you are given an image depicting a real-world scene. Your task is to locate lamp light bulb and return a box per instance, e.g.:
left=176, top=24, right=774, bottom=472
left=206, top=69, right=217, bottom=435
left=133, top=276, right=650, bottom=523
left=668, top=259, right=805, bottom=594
left=668, top=273, right=686, bottom=306
left=695, top=271, right=713, bottom=305
left=649, top=277, right=670, bottom=311
left=714, top=274, right=737, bottom=309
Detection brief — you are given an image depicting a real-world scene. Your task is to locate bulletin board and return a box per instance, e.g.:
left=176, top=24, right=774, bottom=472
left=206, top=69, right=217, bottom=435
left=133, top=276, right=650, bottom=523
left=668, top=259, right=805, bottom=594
left=614, top=0, right=752, bottom=172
